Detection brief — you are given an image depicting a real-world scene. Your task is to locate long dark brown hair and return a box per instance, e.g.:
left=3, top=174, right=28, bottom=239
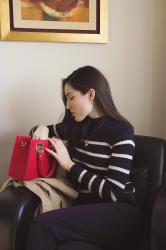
left=60, top=66, right=131, bottom=145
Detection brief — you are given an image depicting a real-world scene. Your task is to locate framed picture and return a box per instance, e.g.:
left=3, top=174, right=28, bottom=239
left=0, top=0, right=108, bottom=43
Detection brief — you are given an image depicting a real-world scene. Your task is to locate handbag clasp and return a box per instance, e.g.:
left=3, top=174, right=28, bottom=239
left=20, top=140, right=28, bottom=147
left=36, top=144, right=44, bottom=153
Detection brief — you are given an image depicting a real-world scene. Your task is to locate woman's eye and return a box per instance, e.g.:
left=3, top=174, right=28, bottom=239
left=69, top=96, right=74, bottom=101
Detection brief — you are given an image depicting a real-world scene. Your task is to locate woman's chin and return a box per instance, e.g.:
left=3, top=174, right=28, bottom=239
left=74, top=118, right=82, bottom=122
left=74, top=116, right=85, bottom=122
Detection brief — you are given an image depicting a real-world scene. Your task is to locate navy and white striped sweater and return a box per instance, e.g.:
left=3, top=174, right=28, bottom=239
left=46, top=116, right=135, bottom=203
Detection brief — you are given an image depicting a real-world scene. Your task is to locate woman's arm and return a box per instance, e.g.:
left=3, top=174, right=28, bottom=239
left=67, top=125, right=135, bottom=202
left=29, top=123, right=64, bottom=139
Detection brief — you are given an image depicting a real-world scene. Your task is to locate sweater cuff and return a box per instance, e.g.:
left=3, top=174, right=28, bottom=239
left=68, top=163, right=85, bottom=182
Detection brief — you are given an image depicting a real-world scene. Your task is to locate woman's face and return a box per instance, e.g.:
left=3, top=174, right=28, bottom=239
left=64, top=83, right=93, bottom=122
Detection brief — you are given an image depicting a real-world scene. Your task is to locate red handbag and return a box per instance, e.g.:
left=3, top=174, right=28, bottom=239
left=9, top=136, right=58, bottom=180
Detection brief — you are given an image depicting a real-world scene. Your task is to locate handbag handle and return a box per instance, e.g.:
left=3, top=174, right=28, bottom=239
left=36, top=144, right=55, bottom=178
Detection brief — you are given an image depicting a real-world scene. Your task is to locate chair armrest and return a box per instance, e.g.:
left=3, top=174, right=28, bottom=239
left=0, top=186, right=40, bottom=250
left=151, top=187, right=166, bottom=250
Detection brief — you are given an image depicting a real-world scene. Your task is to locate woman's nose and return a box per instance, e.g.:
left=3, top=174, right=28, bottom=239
left=66, top=100, right=70, bottom=109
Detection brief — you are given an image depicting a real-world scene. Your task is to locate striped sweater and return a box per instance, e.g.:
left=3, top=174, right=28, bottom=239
left=45, top=116, right=135, bottom=203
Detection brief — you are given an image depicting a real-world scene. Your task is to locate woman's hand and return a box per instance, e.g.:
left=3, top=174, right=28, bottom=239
left=32, top=125, right=49, bottom=140
left=45, top=137, right=75, bottom=171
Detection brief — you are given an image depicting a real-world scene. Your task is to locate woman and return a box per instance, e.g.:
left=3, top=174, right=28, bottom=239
left=27, top=66, right=141, bottom=250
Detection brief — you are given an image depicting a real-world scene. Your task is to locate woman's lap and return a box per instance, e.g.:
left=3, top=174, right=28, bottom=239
left=26, top=201, right=141, bottom=250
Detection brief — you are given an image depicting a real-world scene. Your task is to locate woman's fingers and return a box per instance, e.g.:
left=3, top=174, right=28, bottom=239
left=48, top=138, right=59, bottom=151
left=51, top=137, right=61, bottom=143
left=50, top=137, right=65, bottom=149
left=46, top=137, right=73, bottom=171
left=45, top=148, right=57, bottom=158
left=33, top=134, right=39, bottom=139
left=32, top=125, right=49, bottom=139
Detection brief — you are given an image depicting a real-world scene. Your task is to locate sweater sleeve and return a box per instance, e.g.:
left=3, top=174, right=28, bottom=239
left=29, top=123, right=65, bottom=139
left=47, top=123, right=65, bottom=139
left=68, top=125, right=135, bottom=202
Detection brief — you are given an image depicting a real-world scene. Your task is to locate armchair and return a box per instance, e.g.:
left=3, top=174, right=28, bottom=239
left=0, top=135, right=165, bottom=250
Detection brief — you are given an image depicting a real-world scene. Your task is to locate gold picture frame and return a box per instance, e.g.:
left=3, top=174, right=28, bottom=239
left=0, top=0, right=108, bottom=43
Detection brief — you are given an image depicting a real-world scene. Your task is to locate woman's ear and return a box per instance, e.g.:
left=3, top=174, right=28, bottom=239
left=88, top=88, right=95, bottom=103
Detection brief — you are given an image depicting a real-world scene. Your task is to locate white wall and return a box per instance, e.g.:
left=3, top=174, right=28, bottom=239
left=165, top=36, right=166, bottom=139
left=163, top=1, right=166, bottom=139
left=0, top=0, right=165, bottom=182
left=165, top=38, right=166, bottom=139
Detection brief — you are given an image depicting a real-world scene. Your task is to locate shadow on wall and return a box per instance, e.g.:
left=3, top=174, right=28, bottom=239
left=0, top=80, right=62, bottom=183
left=150, top=2, right=165, bottom=138
left=0, top=134, right=14, bottom=183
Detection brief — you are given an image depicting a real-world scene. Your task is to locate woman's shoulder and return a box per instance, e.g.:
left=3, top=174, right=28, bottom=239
left=105, top=116, right=133, bottom=130
left=103, top=116, right=134, bottom=142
